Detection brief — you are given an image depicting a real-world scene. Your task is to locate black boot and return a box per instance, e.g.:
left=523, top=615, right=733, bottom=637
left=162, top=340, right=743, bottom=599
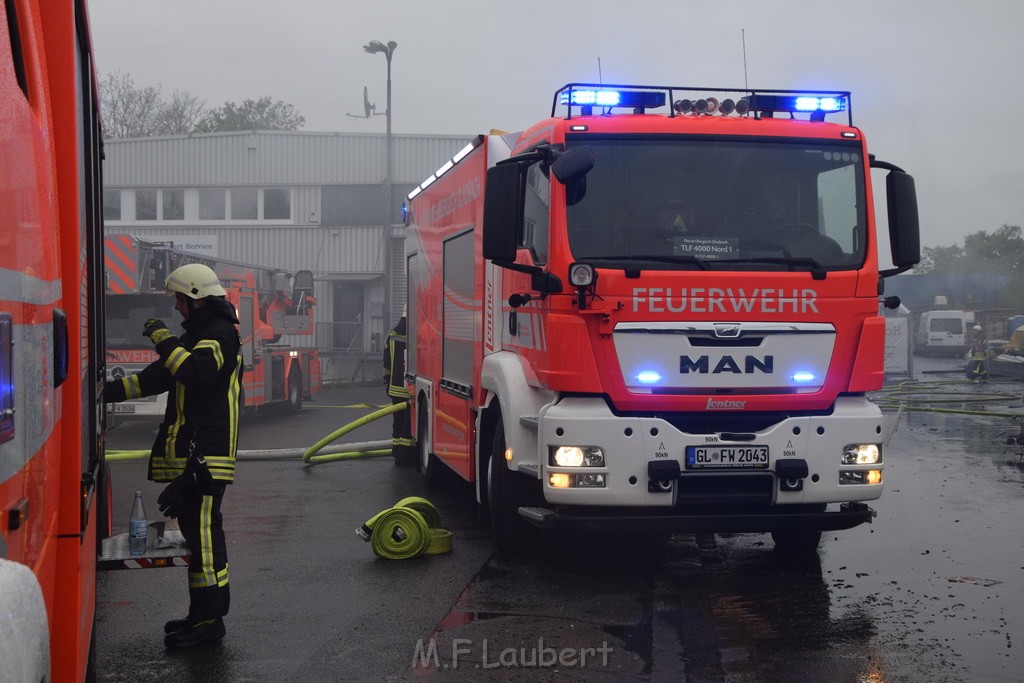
left=164, top=617, right=226, bottom=648
left=164, top=617, right=190, bottom=634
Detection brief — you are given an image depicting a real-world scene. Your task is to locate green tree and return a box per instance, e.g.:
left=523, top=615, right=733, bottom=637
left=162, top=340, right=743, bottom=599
left=917, top=224, right=1024, bottom=307
left=192, top=96, right=305, bottom=133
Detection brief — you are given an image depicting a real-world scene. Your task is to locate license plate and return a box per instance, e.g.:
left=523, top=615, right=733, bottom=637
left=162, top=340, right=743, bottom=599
left=686, top=445, right=769, bottom=469
left=113, top=403, right=136, bottom=414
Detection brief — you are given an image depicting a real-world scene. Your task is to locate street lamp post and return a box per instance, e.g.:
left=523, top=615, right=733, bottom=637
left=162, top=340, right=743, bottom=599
left=363, top=39, right=397, bottom=332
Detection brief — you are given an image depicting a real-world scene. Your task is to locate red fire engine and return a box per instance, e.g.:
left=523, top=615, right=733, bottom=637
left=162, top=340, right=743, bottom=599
left=104, top=234, right=320, bottom=418
left=0, top=0, right=108, bottom=679
left=405, top=84, right=919, bottom=553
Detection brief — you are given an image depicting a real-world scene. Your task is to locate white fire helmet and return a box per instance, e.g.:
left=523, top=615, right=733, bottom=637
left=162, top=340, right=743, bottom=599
left=165, top=263, right=227, bottom=299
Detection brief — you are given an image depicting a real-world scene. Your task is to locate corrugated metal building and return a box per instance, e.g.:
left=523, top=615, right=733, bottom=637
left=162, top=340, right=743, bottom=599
left=102, top=130, right=473, bottom=382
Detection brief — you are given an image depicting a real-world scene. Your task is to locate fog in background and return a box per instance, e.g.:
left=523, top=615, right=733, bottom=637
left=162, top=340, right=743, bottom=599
left=86, top=0, right=1024, bottom=249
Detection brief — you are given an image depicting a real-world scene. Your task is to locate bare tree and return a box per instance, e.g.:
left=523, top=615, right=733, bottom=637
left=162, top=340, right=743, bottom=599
left=154, top=89, right=207, bottom=135
left=98, top=70, right=163, bottom=139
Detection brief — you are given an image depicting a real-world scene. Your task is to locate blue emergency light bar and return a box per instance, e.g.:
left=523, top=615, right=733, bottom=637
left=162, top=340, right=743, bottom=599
left=554, top=83, right=853, bottom=125
left=558, top=89, right=666, bottom=110
left=794, top=96, right=846, bottom=113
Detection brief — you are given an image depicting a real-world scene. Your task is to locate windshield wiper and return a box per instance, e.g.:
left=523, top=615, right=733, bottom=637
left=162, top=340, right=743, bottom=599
left=581, top=254, right=710, bottom=270
left=713, top=256, right=828, bottom=280
left=713, top=256, right=825, bottom=270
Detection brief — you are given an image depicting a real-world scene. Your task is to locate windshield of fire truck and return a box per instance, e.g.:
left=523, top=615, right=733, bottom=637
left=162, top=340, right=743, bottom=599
left=105, top=294, right=176, bottom=348
left=564, top=137, right=867, bottom=269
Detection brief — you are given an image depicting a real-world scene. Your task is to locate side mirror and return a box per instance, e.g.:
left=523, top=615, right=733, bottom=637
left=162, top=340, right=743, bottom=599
left=482, top=162, right=523, bottom=263
left=872, top=158, right=921, bottom=278
left=550, top=146, right=594, bottom=185
left=886, top=170, right=920, bottom=270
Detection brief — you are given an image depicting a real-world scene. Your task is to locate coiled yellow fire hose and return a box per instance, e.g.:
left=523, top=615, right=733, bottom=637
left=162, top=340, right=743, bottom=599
left=355, top=497, right=453, bottom=560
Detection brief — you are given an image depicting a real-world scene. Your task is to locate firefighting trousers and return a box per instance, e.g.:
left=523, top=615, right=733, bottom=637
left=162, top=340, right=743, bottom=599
left=178, top=484, right=230, bottom=621
left=391, top=397, right=415, bottom=452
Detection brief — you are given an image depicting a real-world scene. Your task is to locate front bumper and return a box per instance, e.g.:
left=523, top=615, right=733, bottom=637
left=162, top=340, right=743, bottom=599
left=519, top=501, right=876, bottom=533
left=534, top=395, right=885, bottom=508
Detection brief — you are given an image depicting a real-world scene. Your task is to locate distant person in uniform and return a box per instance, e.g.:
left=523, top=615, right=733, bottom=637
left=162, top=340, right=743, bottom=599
left=384, top=310, right=416, bottom=465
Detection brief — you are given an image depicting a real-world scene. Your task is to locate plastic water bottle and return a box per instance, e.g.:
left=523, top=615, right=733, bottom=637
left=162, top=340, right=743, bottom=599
left=128, top=491, right=148, bottom=556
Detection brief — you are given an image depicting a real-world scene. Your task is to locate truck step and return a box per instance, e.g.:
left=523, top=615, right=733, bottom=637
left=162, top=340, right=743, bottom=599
left=98, top=529, right=191, bottom=571
left=518, top=506, right=556, bottom=528
left=519, top=416, right=539, bottom=430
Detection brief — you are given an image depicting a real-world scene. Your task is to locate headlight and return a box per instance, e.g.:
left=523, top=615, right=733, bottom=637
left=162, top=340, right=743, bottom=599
left=842, top=444, right=881, bottom=465
left=548, top=473, right=607, bottom=489
left=550, top=446, right=605, bottom=467
left=839, top=469, right=882, bottom=485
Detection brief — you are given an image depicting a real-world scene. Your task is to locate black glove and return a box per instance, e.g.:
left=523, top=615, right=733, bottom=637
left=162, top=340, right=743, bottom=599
left=143, top=318, right=172, bottom=345
left=157, top=475, right=194, bottom=519
left=156, top=453, right=214, bottom=519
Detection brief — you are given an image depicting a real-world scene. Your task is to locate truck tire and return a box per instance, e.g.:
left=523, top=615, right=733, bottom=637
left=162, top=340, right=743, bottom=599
left=417, top=402, right=444, bottom=487
left=487, top=419, right=542, bottom=554
left=287, top=369, right=302, bottom=413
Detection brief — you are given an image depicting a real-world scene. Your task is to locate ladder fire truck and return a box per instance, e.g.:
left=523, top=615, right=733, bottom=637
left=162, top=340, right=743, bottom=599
left=104, top=234, right=320, bottom=418
left=404, top=84, right=919, bottom=553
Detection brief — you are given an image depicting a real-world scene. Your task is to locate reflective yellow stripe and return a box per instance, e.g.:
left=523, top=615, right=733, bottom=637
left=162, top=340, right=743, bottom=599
left=122, top=375, right=143, bottom=399
left=228, top=355, right=241, bottom=457
left=166, top=384, right=186, bottom=460
left=203, top=455, right=235, bottom=481
left=190, top=564, right=229, bottom=589
left=200, top=494, right=215, bottom=587
left=193, top=339, right=224, bottom=370
left=165, top=346, right=189, bottom=375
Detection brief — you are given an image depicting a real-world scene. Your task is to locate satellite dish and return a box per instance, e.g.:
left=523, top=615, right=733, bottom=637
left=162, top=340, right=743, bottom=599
left=363, top=86, right=376, bottom=118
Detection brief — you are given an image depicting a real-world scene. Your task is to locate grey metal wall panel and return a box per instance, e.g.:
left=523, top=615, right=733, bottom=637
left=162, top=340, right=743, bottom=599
left=105, top=225, right=386, bottom=275
left=103, top=132, right=474, bottom=187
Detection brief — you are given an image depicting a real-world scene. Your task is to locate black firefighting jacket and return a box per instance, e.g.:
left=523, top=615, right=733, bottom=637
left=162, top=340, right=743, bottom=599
left=105, top=297, right=242, bottom=483
left=383, top=317, right=410, bottom=399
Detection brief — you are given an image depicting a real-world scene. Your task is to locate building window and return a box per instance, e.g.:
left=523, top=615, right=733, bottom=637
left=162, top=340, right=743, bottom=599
left=199, top=187, right=226, bottom=220
left=162, top=189, right=184, bottom=220
left=135, top=189, right=157, bottom=221
left=103, top=190, right=121, bottom=221
left=264, top=188, right=290, bottom=220
left=231, top=187, right=258, bottom=220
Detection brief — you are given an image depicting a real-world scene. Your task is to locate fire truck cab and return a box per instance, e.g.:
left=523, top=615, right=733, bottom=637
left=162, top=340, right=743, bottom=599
left=405, top=84, right=919, bottom=553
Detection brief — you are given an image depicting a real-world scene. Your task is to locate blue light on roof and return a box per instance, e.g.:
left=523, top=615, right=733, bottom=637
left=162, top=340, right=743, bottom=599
left=793, top=96, right=846, bottom=113
left=636, top=370, right=663, bottom=384
left=560, top=90, right=622, bottom=107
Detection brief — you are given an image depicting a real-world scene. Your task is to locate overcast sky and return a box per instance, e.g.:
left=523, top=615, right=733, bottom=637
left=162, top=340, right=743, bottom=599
left=86, top=0, right=1023, bottom=248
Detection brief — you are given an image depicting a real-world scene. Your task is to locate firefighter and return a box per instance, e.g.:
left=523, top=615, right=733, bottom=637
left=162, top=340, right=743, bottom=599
left=104, top=262, right=242, bottom=648
left=384, top=309, right=416, bottom=465
left=967, top=325, right=989, bottom=381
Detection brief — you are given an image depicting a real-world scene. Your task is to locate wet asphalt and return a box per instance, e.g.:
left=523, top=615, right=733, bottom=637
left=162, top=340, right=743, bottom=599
left=95, top=360, right=1024, bottom=681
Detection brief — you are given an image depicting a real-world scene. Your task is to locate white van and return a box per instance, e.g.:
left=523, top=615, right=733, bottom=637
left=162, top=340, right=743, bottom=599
left=914, top=310, right=969, bottom=356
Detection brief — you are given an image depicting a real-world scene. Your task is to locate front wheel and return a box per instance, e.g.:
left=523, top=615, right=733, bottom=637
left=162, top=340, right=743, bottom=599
left=487, top=419, right=543, bottom=553
left=417, top=402, right=444, bottom=486
left=287, top=369, right=303, bottom=413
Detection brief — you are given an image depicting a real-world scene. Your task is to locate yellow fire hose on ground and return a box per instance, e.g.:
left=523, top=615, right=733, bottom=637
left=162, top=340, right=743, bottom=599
left=106, top=399, right=452, bottom=559
left=355, top=497, right=453, bottom=560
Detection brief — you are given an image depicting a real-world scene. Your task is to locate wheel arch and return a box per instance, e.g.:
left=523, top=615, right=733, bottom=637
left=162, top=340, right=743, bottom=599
left=479, top=351, right=556, bottom=492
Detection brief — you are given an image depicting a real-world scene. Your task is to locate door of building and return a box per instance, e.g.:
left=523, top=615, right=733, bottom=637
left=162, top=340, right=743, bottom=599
left=332, top=282, right=364, bottom=350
